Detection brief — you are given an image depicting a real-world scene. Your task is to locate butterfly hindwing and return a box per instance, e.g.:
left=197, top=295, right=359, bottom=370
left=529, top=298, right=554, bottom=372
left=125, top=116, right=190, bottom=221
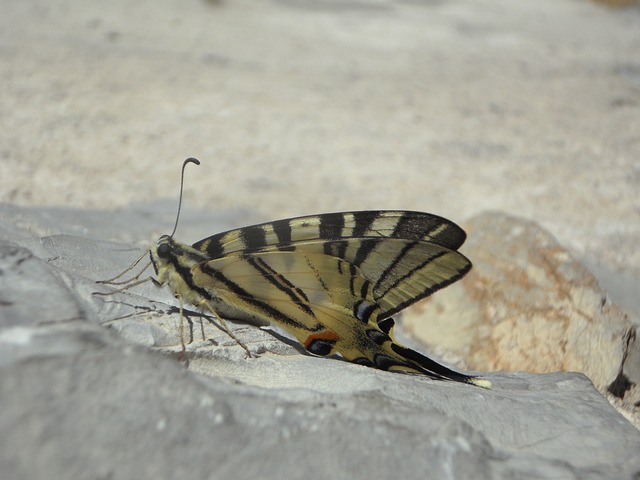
left=189, top=247, right=476, bottom=383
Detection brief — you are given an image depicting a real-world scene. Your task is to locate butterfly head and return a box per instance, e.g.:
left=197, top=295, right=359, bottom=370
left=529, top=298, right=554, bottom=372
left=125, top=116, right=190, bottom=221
left=155, top=235, right=174, bottom=259
left=150, top=235, right=177, bottom=276
left=150, top=235, right=209, bottom=276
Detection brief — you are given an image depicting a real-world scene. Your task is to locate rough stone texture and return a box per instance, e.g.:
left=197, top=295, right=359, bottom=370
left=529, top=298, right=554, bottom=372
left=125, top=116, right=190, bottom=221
left=404, top=212, right=640, bottom=428
left=1, top=0, right=639, bottom=290
left=462, top=214, right=637, bottom=394
left=403, top=213, right=640, bottom=428
left=2, top=0, right=640, bottom=477
left=2, top=205, right=640, bottom=479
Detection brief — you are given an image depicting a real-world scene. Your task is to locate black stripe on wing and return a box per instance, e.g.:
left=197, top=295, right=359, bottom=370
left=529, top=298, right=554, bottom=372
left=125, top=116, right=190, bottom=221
left=390, top=212, right=466, bottom=250
left=245, top=256, right=315, bottom=318
left=198, top=263, right=318, bottom=332
left=373, top=240, right=418, bottom=293
left=377, top=253, right=472, bottom=319
left=352, top=211, right=378, bottom=237
left=240, top=224, right=267, bottom=251
left=319, top=213, right=345, bottom=257
left=272, top=219, right=295, bottom=252
left=319, top=212, right=345, bottom=240
left=352, top=238, right=381, bottom=268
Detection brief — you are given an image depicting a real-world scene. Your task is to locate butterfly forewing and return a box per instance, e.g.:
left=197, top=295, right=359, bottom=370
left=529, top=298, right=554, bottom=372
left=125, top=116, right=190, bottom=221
left=192, top=211, right=468, bottom=258
left=193, top=213, right=469, bottom=316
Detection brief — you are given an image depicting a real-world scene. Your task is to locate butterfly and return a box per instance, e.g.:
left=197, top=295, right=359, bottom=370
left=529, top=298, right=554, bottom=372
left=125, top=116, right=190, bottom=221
left=105, top=159, right=490, bottom=388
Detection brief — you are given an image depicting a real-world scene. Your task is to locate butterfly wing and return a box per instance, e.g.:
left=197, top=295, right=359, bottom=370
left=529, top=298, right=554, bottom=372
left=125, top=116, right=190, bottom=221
left=183, top=210, right=485, bottom=385
left=190, top=237, right=480, bottom=384
left=192, top=250, right=368, bottom=349
left=192, top=210, right=467, bottom=257
left=319, top=236, right=471, bottom=319
left=192, top=211, right=471, bottom=319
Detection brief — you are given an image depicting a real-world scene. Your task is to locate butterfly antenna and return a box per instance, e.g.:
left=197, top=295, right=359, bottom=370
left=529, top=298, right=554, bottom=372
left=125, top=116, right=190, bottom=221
left=169, top=157, right=201, bottom=238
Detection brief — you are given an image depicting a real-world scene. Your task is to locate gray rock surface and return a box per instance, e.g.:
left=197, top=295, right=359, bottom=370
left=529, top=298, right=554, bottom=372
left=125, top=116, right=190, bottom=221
left=1, top=0, right=639, bottom=295
left=2, top=205, right=640, bottom=479
left=2, top=0, right=640, bottom=477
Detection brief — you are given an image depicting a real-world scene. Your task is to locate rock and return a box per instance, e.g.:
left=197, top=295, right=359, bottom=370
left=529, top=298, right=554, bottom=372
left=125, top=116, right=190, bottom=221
left=404, top=212, right=640, bottom=428
left=1, top=205, right=640, bottom=479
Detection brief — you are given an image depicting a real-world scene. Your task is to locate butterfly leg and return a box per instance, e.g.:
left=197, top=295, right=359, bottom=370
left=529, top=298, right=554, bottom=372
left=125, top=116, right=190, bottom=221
left=177, top=296, right=188, bottom=359
left=96, top=253, right=152, bottom=285
left=92, top=275, right=155, bottom=297
left=197, top=299, right=252, bottom=358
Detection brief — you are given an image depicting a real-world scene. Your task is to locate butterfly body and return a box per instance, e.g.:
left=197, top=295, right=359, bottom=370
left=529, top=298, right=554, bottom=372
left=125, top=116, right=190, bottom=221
left=149, top=210, right=490, bottom=388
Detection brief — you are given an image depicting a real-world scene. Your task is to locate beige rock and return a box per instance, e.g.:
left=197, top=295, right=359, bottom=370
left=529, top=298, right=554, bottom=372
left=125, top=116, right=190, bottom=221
left=403, top=212, right=639, bottom=426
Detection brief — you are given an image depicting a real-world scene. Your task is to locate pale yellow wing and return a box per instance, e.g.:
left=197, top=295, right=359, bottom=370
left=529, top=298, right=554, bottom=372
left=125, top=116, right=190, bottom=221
left=189, top=247, right=481, bottom=384
left=192, top=211, right=471, bottom=319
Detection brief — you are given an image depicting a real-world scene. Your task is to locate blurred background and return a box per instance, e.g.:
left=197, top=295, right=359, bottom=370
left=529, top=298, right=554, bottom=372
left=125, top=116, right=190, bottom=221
left=1, top=0, right=639, bottom=309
